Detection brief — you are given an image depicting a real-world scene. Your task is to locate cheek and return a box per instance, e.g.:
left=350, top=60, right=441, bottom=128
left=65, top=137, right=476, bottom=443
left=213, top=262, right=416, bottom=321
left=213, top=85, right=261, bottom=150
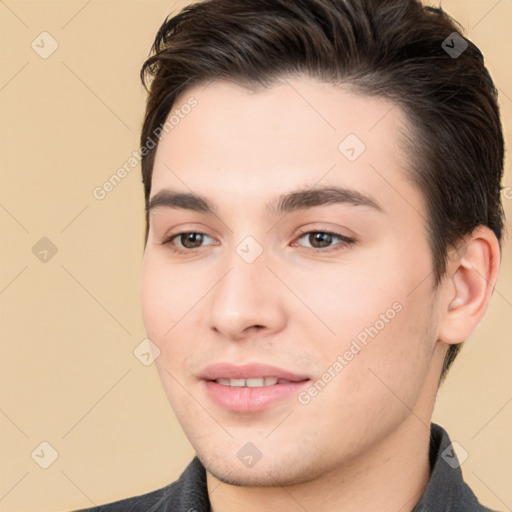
left=141, top=253, right=186, bottom=345
left=141, top=252, right=208, bottom=372
left=324, top=288, right=436, bottom=416
left=297, top=244, right=437, bottom=392
left=141, top=257, right=166, bottom=338
left=283, top=258, right=403, bottom=345
left=298, top=297, right=436, bottom=453
left=141, top=255, right=193, bottom=407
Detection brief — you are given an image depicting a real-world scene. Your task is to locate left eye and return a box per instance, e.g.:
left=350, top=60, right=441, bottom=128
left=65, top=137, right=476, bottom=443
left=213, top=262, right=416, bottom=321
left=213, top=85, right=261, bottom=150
left=295, top=230, right=354, bottom=251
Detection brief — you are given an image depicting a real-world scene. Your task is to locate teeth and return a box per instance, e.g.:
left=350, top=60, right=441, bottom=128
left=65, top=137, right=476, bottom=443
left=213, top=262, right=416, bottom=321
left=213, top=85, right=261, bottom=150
left=215, top=377, right=279, bottom=387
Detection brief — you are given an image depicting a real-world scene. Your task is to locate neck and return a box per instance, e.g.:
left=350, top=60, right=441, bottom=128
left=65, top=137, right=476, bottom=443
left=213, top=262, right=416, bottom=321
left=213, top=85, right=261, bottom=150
left=206, top=415, right=432, bottom=512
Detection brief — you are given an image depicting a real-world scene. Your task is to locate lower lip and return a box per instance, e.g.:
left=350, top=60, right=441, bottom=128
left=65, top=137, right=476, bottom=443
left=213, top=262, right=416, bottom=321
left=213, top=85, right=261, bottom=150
left=204, top=380, right=310, bottom=413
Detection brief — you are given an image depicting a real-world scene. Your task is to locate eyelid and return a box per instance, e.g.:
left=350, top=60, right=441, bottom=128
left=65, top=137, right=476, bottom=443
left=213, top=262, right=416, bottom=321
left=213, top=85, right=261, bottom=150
left=161, top=230, right=216, bottom=247
left=158, top=222, right=217, bottom=244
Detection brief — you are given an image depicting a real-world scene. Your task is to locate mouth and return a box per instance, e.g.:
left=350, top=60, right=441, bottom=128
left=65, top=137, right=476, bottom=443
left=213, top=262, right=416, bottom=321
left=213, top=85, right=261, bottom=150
left=200, top=362, right=311, bottom=413
left=213, top=377, right=300, bottom=387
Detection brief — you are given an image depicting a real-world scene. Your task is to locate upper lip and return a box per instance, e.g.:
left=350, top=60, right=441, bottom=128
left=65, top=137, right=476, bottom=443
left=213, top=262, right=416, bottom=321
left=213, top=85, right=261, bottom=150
left=200, top=362, right=310, bottom=382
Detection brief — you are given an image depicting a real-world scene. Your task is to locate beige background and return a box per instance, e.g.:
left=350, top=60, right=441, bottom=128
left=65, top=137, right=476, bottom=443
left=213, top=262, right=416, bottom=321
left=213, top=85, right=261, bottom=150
left=0, top=1, right=511, bottom=511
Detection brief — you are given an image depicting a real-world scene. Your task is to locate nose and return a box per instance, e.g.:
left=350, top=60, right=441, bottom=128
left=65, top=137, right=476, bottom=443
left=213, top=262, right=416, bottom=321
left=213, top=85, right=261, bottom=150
left=206, top=250, right=288, bottom=342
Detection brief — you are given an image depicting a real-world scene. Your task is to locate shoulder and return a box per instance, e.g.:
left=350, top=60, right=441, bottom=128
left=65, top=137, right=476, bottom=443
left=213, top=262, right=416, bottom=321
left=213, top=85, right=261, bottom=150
left=70, top=456, right=209, bottom=512
left=71, top=480, right=170, bottom=512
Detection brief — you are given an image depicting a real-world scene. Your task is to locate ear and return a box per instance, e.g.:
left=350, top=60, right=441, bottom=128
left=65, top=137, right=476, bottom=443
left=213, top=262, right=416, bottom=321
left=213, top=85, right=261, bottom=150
left=438, top=226, right=501, bottom=344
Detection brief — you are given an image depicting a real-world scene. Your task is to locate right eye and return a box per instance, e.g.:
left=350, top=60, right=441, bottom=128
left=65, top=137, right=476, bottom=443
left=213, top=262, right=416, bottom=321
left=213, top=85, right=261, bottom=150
left=162, top=231, right=217, bottom=253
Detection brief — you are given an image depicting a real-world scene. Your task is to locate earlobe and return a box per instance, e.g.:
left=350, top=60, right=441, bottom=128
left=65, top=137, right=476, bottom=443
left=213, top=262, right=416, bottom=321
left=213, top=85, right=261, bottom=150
left=438, top=226, right=500, bottom=345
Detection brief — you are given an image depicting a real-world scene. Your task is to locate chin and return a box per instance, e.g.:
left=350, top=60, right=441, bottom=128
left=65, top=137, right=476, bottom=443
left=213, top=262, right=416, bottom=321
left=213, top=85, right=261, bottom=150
left=199, top=450, right=327, bottom=488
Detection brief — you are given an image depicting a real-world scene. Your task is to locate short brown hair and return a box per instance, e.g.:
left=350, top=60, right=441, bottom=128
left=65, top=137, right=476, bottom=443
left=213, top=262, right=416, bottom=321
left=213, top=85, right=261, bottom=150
left=139, top=0, right=505, bottom=379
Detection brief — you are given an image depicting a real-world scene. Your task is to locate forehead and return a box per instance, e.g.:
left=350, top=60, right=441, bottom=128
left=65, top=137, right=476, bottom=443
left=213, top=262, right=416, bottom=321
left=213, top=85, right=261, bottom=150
left=150, top=77, right=422, bottom=218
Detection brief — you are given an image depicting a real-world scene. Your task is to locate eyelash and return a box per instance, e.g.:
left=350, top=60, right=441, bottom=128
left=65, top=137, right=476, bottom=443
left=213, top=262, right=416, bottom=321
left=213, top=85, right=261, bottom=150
left=161, top=228, right=355, bottom=255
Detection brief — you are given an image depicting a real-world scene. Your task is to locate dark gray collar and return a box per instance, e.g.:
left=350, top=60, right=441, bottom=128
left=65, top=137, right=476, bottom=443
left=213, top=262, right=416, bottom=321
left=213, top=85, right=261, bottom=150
left=412, top=423, right=498, bottom=512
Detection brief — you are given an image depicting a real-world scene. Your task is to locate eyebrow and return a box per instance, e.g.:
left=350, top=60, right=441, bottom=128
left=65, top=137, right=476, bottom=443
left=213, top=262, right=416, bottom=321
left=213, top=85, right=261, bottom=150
left=147, top=186, right=382, bottom=215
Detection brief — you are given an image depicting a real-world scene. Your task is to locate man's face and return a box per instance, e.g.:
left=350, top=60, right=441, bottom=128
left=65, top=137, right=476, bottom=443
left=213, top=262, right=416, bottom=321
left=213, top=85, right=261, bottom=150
left=141, top=78, right=446, bottom=486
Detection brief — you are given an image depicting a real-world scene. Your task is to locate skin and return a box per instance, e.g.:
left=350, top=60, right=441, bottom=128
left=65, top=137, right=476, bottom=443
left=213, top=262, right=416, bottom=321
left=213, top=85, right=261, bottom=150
left=141, top=77, right=500, bottom=512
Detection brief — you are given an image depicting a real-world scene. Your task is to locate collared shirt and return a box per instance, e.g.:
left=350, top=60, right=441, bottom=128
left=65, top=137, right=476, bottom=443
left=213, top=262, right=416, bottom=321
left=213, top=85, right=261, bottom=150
left=73, top=423, right=500, bottom=512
